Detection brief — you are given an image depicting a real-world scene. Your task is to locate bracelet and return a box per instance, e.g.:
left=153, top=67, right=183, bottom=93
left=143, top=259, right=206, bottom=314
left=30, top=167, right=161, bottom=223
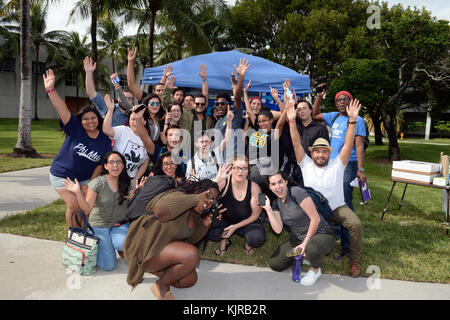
left=202, top=79, right=207, bottom=82
left=288, top=119, right=296, bottom=124
left=348, top=121, right=356, bottom=124
left=45, top=88, right=55, bottom=93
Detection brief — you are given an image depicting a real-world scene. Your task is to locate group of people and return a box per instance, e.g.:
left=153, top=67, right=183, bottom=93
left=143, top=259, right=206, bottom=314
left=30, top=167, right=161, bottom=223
left=44, top=48, right=367, bottom=299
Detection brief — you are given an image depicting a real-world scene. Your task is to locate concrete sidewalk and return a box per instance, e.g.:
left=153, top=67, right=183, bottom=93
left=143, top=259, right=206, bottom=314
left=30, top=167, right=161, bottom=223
left=0, top=166, right=449, bottom=300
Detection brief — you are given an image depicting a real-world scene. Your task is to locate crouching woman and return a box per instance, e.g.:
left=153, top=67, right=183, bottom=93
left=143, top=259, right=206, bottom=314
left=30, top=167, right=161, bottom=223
left=123, top=179, right=220, bottom=300
left=260, top=171, right=335, bottom=286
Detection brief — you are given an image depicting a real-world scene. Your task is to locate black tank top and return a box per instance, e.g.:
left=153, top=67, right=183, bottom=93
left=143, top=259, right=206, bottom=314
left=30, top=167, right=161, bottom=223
left=220, top=177, right=252, bottom=224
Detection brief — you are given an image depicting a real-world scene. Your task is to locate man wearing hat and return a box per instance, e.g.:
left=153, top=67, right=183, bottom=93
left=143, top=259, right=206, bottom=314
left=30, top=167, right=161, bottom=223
left=287, top=99, right=363, bottom=278
left=312, top=88, right=367, bottom=259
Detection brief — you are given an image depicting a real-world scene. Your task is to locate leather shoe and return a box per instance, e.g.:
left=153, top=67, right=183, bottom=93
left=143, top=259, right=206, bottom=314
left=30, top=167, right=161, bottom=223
left=349, top=259, right=361, bottom=277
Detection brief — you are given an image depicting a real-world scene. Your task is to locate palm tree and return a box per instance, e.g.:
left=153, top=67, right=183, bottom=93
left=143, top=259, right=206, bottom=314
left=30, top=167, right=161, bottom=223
left=0, top=0, right=20, bottom=59
left=30, top=0, right=62, bottom=120
left=13, top=0, right=38, bottom=157
left=97, top=15, right=123, bottom=75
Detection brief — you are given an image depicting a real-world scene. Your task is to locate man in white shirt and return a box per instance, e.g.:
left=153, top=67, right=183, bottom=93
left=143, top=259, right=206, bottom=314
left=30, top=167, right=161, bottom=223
left=286, top=99, right=363, bottom=278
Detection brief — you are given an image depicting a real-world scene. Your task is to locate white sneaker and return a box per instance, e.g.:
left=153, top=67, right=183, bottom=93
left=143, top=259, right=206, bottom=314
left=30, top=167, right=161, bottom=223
left=300, top=268, right=321, bottom=286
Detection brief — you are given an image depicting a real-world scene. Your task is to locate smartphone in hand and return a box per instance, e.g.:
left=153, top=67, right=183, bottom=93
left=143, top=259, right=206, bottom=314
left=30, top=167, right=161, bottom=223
left=133, top=104, right=147, bottom=113
left=258, top=193, right=266, bottom=206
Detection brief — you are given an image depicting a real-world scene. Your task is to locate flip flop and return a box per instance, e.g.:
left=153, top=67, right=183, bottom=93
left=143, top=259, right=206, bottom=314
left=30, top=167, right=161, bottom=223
left=214, top=239, right=232, bottom=256
left=244, top=246, right=254, bottom=256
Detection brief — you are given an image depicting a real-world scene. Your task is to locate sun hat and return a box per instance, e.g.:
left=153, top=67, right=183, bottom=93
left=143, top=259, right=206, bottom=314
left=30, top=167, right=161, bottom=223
left=308, top=138, right=333, bottom=152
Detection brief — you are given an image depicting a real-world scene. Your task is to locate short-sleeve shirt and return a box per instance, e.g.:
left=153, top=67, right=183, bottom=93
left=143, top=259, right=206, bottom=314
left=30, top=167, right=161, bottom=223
left=50, top=114, right=112, bottom=181
left=299, top=155, right=346, bottom=211
left=87, top=175, right=131, bottom=228
left=185, top=146, right=223, bottom=181
left=112, top=125, right=148, bottom=178
left=272, top=186, right=332, bottom=241
left=323, top=112, right=366, bottom=162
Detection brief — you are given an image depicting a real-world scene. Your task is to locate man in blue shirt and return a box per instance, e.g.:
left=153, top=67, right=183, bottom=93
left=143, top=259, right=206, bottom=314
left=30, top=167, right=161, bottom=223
left=312, top=88, right=367, bottom=259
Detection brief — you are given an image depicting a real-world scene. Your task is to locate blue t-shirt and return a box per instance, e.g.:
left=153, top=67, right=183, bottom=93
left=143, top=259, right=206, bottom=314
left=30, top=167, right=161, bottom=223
left=50, top=114, right=112, bottom=181
left=91, top=93, right=128, bottom=127
left=150, top=144, right=190, bottom=176
left=323, top=112, right=366, bottom=162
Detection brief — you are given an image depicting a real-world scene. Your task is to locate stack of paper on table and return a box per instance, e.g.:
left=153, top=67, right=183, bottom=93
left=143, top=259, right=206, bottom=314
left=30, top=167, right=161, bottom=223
left=391, top=160, right=441, bottom=184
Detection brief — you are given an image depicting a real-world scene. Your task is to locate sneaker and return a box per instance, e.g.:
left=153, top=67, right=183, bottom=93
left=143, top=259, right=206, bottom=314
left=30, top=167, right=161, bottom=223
left=303, top=258, right=311, bottom=266
left=349, top=260, right=361, bottom=278
left=300, top=268, right=321, bottom=286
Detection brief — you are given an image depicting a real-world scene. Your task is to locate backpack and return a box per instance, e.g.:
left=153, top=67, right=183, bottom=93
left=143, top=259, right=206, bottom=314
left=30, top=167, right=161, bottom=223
left=126, top=175, right=177, bottom=222
left=288, top=186, right=334, bottom=222
left=331, top=113, right=369, bottom=151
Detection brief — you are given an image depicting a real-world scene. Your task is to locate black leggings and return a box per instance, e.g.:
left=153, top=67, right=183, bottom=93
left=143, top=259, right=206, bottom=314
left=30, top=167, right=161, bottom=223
left=269, top=233, right=335, bottom=271
left=206, top=219, right=266, bottom=248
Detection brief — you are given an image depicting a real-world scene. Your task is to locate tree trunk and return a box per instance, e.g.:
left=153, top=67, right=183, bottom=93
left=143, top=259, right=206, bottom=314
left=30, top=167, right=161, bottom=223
left=148, top=6, right=157, bottom=68
left=382, top=106, right=401, bottom=161
left=12, top=0, right=38, bottom=158
left=373, top=109, right=383, bottom=145
left=91, top=0, right=98, bottom=90
left=33, top=44, right=40, bottom=121
left=76, top=85, right=80, bottom=113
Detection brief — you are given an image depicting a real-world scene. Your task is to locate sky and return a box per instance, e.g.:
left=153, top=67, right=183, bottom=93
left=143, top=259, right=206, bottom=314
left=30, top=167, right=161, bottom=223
left=46, top=0, right=450, bottom=37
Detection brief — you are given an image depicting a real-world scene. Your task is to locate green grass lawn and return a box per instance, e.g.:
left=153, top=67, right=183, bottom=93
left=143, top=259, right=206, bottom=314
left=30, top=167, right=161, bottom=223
left=0, top=123, right=449, bottom=283
left=0, top=118, right=64, bottom=173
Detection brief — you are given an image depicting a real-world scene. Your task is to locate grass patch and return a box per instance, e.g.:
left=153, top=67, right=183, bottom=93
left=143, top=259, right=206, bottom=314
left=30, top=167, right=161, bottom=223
left=0, top=118, right=64, bottom=172
left=0, top=134, right=449, bottom=283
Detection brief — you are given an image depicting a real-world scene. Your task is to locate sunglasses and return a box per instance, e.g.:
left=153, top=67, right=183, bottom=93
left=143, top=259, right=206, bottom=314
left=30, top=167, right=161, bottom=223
left=149, top=101, right=161, bottom=107
left=195, top=102, right=206, bottom=106
left=336, top=98, right=350, bottom=103
left=215, top=101, right=228, bottom=106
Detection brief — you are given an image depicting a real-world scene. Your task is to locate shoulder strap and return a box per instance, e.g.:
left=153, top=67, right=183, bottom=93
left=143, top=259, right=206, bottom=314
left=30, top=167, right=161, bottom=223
left=331, top=113, right=340, bottom=125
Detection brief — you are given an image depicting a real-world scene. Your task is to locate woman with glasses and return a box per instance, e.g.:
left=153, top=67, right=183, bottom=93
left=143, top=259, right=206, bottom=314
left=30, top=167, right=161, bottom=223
left=161, top=102, right=183, bottom=145
left=63, top=151, right=136, bottom=271
left=151, top=151, right=185, bottom=182
left=142, top=93, right=164, bottom=142
left=123, top=179, right=220, bottom=300
left=206, top=156, right=266, bottom=256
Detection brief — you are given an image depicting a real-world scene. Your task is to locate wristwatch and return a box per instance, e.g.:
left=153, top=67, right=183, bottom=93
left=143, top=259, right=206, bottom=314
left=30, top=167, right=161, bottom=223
left=358, top=167, right=365, bottom=172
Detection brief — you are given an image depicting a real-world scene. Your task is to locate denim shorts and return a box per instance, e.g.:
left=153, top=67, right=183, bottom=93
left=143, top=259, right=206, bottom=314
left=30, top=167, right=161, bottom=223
left=49, top=172, right=90, bottom=190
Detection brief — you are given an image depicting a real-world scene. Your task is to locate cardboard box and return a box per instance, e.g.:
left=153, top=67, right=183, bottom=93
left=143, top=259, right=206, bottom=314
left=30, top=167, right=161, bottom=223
left=392, top=160, right=441, bottom=183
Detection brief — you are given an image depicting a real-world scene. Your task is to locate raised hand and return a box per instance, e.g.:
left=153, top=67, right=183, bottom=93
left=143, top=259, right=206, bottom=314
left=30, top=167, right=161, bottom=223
left=270, top=86, right=278, bottom=99
left=83, top=56, right=96, bottom=73
left=286, top=100, right=297, bottom=121
left=62, top=177, right=81, bottom=195
left=226, top=105, right=234, bottom=121
left=165, top=75, right=177, bottom=90
left=346, top=99, right=361, bottom=120
left=283, top=78, right=291, bottom=91
left=198, top=64, right=207, bottom=81
left=163, top=64, right=173, bottom=78
left=244, top=80, right=252, bottom=93
left=43, top=69, right=56, bottom=91
left=104, top=94, right=115, bottom=112
left=127, top=47, right=137, bottom=62
left=234, top=57, right=251, bottom=78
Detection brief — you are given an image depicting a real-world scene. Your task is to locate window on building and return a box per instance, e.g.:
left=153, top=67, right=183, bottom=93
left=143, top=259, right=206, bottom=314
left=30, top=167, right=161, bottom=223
left=0, top=59, right=16, bottom=72
left=65, top=73, right=77, bottom=87
left=32, top=61, right=46, bottom=75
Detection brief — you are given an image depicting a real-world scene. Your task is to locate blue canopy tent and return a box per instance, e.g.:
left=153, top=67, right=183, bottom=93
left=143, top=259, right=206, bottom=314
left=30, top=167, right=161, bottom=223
left=141, top=50, right=310, bottom=110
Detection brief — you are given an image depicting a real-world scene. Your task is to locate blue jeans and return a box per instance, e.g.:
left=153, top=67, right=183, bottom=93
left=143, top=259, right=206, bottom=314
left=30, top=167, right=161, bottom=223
left=340, top=161, right=358, bottom=251
left=92, top=223, right=130, bottom=271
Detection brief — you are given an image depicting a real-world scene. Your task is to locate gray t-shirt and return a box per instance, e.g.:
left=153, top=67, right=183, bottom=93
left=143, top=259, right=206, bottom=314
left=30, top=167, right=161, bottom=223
left=87, top=175, right=131, bottom=228
left=272, top=186, right=332, bottom=241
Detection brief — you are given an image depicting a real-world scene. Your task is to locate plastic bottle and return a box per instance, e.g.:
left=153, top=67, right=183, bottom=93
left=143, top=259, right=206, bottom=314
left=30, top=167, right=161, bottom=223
left=292, top=254, right=302, bottom=282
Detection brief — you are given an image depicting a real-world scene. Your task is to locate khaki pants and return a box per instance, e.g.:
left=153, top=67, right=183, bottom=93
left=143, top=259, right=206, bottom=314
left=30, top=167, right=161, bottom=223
left=330, top=205, right=363, bottom=262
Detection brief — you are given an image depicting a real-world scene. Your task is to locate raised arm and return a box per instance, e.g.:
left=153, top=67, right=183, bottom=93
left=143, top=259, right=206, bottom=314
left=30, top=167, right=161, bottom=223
left=286, top=101, right=306, bottom=164
left=199, top=64, right=209, bottom=99
left=243, top=80, right=257, bottom=126
left=233, top=58, right=251, bottom=109
left=102, top=94, right=116, bottom=138
left=274, top=107, right=288, bottom=140
left=270, top=86, right=284, bottom=112
left=126, top=47, right=144, bottom=101
left=312, top=85, right=326, bottom=121
left=83, top=56, right=97, bottom=99
left=111, top=73, right=133, bottom=111
left=219, top=105, right=234, bottom=152
left=339, top=99, right=362, bottom=166
left=160, top=64, right=173, bottom=86
left=43, top=69, right=71, bottom=125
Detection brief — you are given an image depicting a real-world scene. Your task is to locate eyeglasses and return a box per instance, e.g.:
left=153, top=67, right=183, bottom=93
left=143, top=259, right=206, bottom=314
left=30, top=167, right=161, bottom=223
left=170, top=109, right=181, bottom=113
left=195, top=102, right=206, bottom=106
left=232, top=166, right=249, bottom=172
left=162, top=162, right=176, bottom=167
left=336, top=98, right=350, bottom=103
left=149, top=101, right=160, bottom=107
left=215, top=101, right=228, bottom=106
left=258, top=118, right=271, bottom=123
left=107, top=160, right=123, bottom=165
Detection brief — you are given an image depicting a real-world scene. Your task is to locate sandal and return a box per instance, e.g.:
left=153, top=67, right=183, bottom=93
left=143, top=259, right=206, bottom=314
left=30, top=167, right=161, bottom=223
left=214, top=239, right=232, bottom=256
left=244, top=245, right=254, bottom=256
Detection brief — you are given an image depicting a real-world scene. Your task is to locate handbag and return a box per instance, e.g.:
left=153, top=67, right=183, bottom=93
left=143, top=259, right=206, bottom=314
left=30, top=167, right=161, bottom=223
left=62, top=211, right=99, bottom=275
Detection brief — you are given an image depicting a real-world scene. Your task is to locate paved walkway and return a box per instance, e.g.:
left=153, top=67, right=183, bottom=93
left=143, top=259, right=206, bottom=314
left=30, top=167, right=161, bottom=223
left=0, top=166, right=449, bottom=300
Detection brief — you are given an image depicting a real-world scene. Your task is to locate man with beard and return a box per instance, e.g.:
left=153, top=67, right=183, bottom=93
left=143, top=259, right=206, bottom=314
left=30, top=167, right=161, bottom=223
left=287, top=99, right=363, bottom=278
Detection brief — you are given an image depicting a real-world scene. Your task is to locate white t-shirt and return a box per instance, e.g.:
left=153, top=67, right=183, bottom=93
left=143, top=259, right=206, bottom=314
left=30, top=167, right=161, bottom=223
left=299, top=155, right=346, bottom=211
left=112, top=125, right=148, bottom=178
left=186, top=146, right=223, bottom=181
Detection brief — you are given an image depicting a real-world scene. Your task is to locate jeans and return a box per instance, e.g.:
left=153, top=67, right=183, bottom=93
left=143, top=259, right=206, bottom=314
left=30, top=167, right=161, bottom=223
left=340, top=161, right=358, bottom=251
left=92, top=223, right=130, bottom=271
left=206, top=219, right=266, bottom=249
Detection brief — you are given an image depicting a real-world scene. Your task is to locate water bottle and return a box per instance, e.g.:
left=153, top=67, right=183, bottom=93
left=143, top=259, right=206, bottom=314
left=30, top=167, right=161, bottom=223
left=292, top=254, right=302, bottom=282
